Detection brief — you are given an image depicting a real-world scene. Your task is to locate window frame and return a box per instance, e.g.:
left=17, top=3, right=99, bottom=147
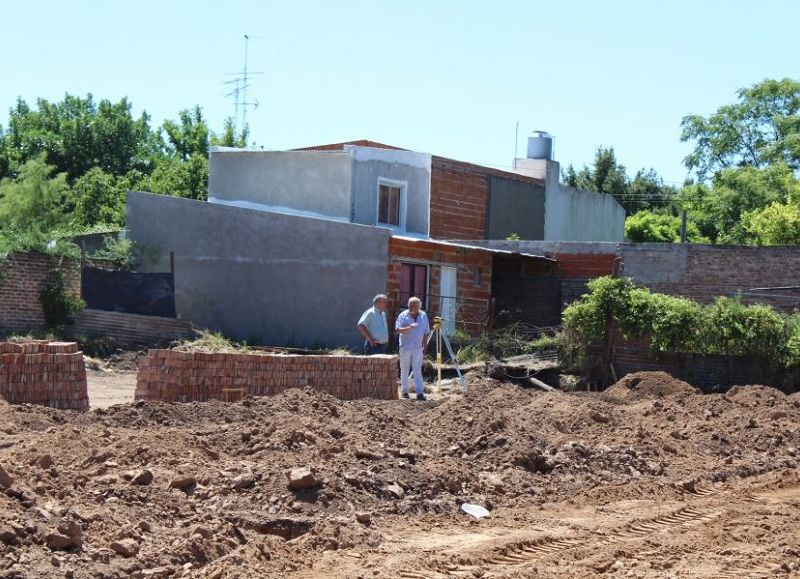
left=376, top=177, right=407, bottom=230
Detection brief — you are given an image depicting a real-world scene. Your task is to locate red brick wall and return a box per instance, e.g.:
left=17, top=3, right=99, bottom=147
left=429, top=160, right=490, bottom=240
left=0, top=252, right=81, bottom=334
left=387, top=237, right=493, bottom=334
left=135, top=350, right=398, bottom=402
left=0, top=341, right=88, bottom=410
left=555, top=253, right=617, bottom=279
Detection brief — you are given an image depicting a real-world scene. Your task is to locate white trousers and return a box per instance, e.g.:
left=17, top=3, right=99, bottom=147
left=399, top=348, right=424, bottom=395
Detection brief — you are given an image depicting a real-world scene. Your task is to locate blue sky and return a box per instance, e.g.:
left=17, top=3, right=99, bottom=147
left=1, top=0, right=798, bottom=184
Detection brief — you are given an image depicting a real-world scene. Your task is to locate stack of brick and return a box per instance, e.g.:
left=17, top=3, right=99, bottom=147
left=0, top=341, right=89, bottom=410
left=135, top=350, right=399, bottom=402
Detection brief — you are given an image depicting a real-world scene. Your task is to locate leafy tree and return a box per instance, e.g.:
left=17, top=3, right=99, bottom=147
left=210, top=118, right=249, bottom=148
left=563, top=146, right=676, bottom=214
left=0, top=156, right=69, bottom=237
left=1, top=94, right=159, bottom=181
left=137, top=155, right=209, bottom=201
left=163, top=106, right=209, bottom=161
left=680, top=163, right=798, bottom=243
left=68, top=168, right=125, bottom=227
left=743, top=202, right=800, bottom=245
left=624, top=210, right=706, bottom=243
left=681, top=78, right=800, bottom=181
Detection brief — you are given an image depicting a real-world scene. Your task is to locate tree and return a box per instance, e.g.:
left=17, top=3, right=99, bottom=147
left=624, top=210, right=706, bottom=243
left=137, top=155, right=209, bottom=201
left=69, top=168, right=125, bottom=227
left=743, top=202, right=800, bottom=246
left=162, top=106, right=209, bottom=161
left=681, top=78, right=800, bottom=181
left=0, top=156, right=69, bottom=238
left=1, top=94, right=159, bottom=181
left=679, top=163, right=798, bottom=243
left=563, top=146, right=677, bottom=214
left=210, top=118, right=249, bottom=148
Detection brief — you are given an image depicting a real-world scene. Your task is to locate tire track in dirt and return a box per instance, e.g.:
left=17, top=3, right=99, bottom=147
left=398, top=505, right=720, bottom=578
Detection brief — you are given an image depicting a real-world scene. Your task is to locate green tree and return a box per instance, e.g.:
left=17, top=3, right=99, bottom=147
left=679, top=163, right=798, bottom=243
left=138, top=155, right=209, bottom=201
left=1, top=94, right=159, bottom=181
left=624, top=210, right=706, bottom=243
left=68, top=168, right=125, bottom=227
left=0, top=156, right=69, bottom=239
left=681, top=78, right=800, bottom=181
left=162, top=106, right=209, bottom=161
left=210, top=118, right=249, bottom=148
left=743, top=202, right=800, bottom=245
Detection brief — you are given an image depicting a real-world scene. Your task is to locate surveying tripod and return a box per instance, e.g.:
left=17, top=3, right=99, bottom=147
left=425, top=316, right=468, bottom=394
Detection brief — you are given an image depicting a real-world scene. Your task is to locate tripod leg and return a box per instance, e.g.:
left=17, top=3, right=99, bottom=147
left=442, top=332, right=467, bottom=394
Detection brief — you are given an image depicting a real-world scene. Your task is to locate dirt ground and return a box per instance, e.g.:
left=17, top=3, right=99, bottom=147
left=1, top=370, right=799, bottom=578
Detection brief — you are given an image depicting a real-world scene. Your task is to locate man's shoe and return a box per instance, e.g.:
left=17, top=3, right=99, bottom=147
left=417, top=393, right=427, bottom=401
left=401, top=392, right=410, bottom=399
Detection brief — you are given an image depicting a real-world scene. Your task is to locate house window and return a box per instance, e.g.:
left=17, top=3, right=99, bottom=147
left=377, top=178, right=406, bottom=228
left=399, top=263, right=428, bottom=309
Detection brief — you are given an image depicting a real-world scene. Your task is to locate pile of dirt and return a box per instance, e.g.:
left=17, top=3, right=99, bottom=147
left=604, top=370, right=700, bottom=400
left=1, top=375, right=799, bottom=577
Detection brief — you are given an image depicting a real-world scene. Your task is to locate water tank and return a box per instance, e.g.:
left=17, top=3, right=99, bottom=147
left=526, top=131, right=554, bottom=160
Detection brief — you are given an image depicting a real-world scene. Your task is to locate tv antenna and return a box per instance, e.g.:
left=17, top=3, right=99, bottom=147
left=224, top=34, right=264, bottom=135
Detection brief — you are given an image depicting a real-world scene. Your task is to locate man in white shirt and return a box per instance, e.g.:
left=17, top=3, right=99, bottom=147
left=357, top=294, right=389, bottom=355
left=395, top=296, right=431, bottom=400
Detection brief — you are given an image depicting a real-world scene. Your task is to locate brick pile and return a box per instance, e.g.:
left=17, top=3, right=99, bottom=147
left=135, top=350, right=399, bottom=402
left=0, top=341, right=89, bottom=410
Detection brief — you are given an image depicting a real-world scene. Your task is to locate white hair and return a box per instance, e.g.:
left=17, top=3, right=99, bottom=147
left=373, top=294, right=388, bottom=305
left=408, top=296, right=422, bottom=307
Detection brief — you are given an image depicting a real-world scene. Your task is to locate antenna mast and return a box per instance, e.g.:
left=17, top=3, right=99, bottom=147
left=224, top=34, right=263, bottom=138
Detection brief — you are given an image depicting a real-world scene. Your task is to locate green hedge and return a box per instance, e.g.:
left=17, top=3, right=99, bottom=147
left=562, top=276, right=800, bottom=371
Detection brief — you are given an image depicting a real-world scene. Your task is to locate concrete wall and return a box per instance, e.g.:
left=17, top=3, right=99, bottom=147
left=486, top=176, right=545, bottom=240
left=126, top=191, right=391, bottom=348
left=208, top=149, right=353, bottom=220
left=514, top=160, right=625, bottom=242
left=544, top=163, right=625, bottom=241
left=348, top=146, right=431, bottom=235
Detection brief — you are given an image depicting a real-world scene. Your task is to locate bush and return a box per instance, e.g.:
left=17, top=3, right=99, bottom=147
left=39, top=267, right=85, bottom=329
left=562, top=275, right=798, bottom=372
left=90, top=237, right=137, bottom=271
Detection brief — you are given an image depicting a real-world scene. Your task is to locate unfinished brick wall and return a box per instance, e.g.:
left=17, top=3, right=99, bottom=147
left=0, top=342, right=89, bottom=410
left=0, top=252, right=81, bottom=334
left=429, top=158, right=490, bottom=240
left=135, top=350, right=399, bottom=402
left=387, top=237, right=493, bottom=335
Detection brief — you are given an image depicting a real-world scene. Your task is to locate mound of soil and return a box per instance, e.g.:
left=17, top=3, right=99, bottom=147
left=1, top=373, right=799, bottom=577
left=605, top=371, right=700, bottom=400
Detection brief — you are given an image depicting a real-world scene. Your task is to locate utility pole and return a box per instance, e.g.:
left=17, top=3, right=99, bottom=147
left=680, top=210, right=687, bottom=243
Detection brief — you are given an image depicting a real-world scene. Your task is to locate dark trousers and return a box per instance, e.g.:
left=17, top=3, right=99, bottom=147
left=364, top=341, right=387, bottom=355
